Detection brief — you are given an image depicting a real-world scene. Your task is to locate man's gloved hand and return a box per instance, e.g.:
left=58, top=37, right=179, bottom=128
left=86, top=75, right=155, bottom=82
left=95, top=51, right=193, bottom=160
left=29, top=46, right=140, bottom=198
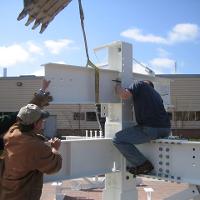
left=30, top=79, right=53, bottom=108
left=30, top=91, right=53, bottom=108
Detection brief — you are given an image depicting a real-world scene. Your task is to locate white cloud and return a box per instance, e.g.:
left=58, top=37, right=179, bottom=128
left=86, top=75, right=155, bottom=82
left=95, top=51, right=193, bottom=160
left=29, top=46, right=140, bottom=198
left=121, top=23, right=200, bottom=45
left=26, top=41, right=43, bottom=55
left=0, top=38, right=74, bottom=68
left=121, top=28, right=167, bottom=44
left=44, top=39, right=73, bottom=54
left=149, top=58, right=175, bottom=74
left=54, top=61, right=67, bottom=64
left=133, top=63, right=151, bottom=75
left=0, top=44, right=30, bottom=67
left=168, top=23, right=200, bottom=43
left=32, top=68, right=44, bottom=76
left=150, top=58, right=175, bottom=68
left=157, top=48, right=170, bottom=57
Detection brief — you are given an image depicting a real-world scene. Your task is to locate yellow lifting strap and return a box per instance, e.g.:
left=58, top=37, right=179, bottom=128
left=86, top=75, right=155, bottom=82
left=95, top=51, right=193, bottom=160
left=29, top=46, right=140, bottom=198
left=78, top=0, right=99, bottom=103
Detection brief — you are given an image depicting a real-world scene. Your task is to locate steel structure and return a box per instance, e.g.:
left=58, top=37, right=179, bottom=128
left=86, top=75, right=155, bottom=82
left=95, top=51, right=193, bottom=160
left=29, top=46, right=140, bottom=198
left=44, top=41, right=200, bottom=200
left=18, top=0, right=72, bottom=33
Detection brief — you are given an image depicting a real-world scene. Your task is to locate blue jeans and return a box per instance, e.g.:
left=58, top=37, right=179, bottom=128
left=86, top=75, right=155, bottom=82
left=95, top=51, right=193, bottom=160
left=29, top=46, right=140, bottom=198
left=113, top=125, right=171, bottom=167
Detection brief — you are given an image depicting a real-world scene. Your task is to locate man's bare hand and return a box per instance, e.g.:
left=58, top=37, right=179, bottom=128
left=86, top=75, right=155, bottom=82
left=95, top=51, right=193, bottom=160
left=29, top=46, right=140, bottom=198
left=49, top=138, right=61, bottom=151
left=42, top=79, right=51, bottom=92
left=115, top=84, right=132, bottom=100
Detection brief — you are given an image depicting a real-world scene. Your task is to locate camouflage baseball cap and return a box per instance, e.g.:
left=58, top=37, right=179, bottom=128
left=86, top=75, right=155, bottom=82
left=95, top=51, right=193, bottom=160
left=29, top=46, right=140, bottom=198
left=17, top=104, right=49, bottom=125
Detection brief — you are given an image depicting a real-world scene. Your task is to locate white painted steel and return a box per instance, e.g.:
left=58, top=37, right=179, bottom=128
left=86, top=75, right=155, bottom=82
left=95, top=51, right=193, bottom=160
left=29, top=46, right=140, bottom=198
left=102, top=42, right=138, bottom=200
left=138, top=139, right=200, bottom=185
left=43, top=41, right=199, bottom=199
left=44, top=62, right=170, bottom=107
left=44, top=138, right=200, bottom=185
left=44, top=63, right=120, bottom=104
left=144, top=188, right=154, bottom=200
left=44, top=138, right=121, bottom=182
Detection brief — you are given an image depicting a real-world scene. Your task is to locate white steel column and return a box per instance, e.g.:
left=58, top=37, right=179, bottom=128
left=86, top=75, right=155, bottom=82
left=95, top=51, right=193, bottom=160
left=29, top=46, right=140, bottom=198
left=102, top=41, right=138, bottom=200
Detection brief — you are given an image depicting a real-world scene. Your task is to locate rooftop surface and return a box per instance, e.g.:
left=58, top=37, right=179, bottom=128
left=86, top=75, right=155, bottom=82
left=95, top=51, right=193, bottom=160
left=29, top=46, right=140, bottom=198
left=41, top=177, right=189, bottom=200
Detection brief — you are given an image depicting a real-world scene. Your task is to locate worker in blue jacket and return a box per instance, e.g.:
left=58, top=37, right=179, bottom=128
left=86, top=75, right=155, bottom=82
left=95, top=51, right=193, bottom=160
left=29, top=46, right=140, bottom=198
left=113, top=80, right=171, bottom=175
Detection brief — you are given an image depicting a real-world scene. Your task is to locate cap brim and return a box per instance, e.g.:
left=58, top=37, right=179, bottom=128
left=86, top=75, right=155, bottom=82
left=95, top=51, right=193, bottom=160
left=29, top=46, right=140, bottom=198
left=41, top=111, right=49, bottom=119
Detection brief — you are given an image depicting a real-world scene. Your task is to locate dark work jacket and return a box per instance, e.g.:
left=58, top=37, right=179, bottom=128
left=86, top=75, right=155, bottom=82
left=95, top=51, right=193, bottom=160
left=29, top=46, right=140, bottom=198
left=0, top=124, right=62, bottom=200
left=0, top=112, right=18, bottom=150
left=128, top=81, right=170, bottom=128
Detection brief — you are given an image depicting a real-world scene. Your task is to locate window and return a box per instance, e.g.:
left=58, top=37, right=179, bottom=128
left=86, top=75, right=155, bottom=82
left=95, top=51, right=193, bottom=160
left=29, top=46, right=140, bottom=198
left=196, top=111, right=200, bottom=121
left=86, top=112, right=97, bottom=121
left=174, top=111, right=182, bottom=121
left=188, top=111, right=196, bottom=121
left=173, top=111, right=200, bottom=121
left=73, top=112, right=85, bottom=120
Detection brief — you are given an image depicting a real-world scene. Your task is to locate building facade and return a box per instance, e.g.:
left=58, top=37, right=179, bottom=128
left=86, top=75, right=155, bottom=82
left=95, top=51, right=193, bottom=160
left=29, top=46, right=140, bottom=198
left=1, top=74, right=200, bottom=139
left=158, top=74, right=200, bottom=138
left=0, top=76, right=102, bottom=138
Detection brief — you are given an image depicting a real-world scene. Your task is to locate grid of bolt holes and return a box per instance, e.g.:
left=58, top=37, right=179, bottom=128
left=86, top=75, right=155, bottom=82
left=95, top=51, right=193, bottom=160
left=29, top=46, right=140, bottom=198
left=192, top=147, right=197, bottom=167
left=157, top=146, right=181, bottom=182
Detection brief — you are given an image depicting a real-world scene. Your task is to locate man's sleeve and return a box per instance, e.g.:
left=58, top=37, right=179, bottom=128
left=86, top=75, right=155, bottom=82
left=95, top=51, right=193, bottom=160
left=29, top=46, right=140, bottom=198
left=34, top=142, right=62, bottom=174
left=128, top=81, right=142, bottom=95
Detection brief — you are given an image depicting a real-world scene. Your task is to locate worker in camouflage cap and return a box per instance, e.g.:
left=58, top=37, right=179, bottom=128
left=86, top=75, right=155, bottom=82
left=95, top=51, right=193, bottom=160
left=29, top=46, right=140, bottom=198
left=0, top=79, right=53, bottom=152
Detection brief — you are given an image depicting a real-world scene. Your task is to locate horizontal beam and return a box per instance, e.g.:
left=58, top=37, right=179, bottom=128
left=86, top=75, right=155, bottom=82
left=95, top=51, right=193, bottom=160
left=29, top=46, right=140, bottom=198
left=44, top=63, right=171, bottom=108
left=138, top=139, right=200, bottom=185
left=45, top=138, right=200, bottom=185
left=45, top=63, right=120, bottom=104
left=44, top=138, right=122, bottom=182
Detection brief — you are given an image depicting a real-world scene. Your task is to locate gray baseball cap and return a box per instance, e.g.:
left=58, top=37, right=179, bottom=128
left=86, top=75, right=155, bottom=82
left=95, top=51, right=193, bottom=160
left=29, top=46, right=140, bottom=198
left=17, top=104, right=49, bottom=125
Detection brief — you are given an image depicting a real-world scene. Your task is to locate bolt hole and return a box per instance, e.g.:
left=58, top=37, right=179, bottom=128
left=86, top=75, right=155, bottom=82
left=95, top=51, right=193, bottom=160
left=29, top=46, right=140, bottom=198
left=166, top=148, right=170, bottom=152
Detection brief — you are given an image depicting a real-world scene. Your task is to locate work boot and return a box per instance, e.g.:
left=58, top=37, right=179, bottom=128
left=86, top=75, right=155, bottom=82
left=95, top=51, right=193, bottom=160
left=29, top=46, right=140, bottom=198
left=127, top=160, right=154, bottom=176
left=126, top=166, right=137, bottom=176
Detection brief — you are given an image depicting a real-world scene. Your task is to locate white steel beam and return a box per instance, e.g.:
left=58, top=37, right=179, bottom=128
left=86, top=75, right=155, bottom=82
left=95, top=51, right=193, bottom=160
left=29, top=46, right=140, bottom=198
left=44, top=63, right=120, bottom=104
left=45, top=138, right=200, bottom=187
left=43, top=41, right=177, bottom=200
left=44, top=138, right=121, bottom=182
left=138, top=139, right=200, bottom=185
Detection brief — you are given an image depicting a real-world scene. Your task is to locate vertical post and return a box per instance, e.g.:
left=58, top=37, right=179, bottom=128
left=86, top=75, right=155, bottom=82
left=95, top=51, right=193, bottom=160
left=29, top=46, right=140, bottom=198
left=102, top=41, right=138, bottom=200
left=3, top=68, right=7, bottom=77
left=51, top=181, right=64, bottom=200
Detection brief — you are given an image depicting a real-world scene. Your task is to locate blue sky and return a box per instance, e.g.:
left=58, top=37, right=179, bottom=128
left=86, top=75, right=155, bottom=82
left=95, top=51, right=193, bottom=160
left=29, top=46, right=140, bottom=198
left=0, top=0, right=200, bottom=76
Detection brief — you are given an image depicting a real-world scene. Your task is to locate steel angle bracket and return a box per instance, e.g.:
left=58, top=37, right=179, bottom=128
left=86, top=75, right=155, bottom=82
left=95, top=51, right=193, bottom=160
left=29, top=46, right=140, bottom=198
left=17, top=0, right=72, bottom=33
